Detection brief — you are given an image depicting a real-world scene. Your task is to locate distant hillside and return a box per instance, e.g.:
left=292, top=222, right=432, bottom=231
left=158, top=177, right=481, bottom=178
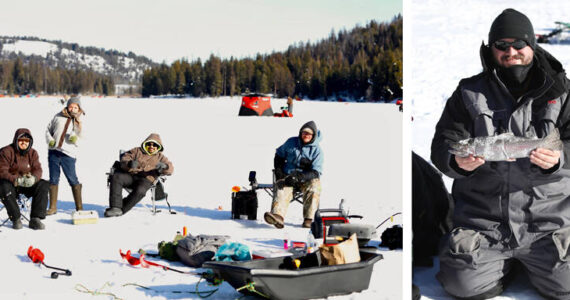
left=0, top=36, right=158, bottom=95
left=142, top=16, right=402, bottom=101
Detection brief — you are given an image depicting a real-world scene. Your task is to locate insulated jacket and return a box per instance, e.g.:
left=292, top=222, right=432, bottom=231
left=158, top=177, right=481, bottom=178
left=276, top=121, right=323, bottom=177
left=45, top=108, right=83, bottom=158
left=0, top=128, right=42, bottom=184
left=431, top=45, right=570, bottom=247
left=120, top=133, right=173, bottom=183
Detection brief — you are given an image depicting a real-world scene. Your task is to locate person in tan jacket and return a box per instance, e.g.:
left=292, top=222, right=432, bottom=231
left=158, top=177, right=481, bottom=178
left=105, top=133, right=173, bottom=217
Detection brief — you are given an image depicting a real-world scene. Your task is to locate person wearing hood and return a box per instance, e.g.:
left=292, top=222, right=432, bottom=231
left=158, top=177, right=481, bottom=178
left=0, top=129, right=49, bottom=230
left=431, top=9, right=570, bottom=299
left=264, top=121, right=323, bottom=229
left=105, top=133, right=173, bottom=217
left=45, top=96, right=85, bottom=215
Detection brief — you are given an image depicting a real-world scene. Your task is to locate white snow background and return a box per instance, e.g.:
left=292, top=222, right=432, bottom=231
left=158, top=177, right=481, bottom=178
left=0, top=96, right=403, bottom=299
left=410, top=0, right=570, bottom=299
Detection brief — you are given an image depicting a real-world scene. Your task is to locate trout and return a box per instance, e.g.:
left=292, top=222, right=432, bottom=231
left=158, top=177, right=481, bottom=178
left=449, top=129, right=563, bottom=161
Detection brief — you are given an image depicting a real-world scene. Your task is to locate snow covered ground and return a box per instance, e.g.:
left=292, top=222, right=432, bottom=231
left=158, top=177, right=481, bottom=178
left=410, top=0, right=570, bottom=299
left=0, top=96, right=402, bottom=299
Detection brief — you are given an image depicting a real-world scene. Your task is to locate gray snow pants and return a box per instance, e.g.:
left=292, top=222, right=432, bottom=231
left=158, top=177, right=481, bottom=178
left=437, top=227, right=570, bottom=299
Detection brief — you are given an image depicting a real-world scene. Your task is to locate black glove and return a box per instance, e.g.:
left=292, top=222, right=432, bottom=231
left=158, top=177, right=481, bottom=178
left=128, top=160, right=139, bottom=169
left=156, top=162, right=168, bottom=173
left=284, top=171, right=304, bottom=187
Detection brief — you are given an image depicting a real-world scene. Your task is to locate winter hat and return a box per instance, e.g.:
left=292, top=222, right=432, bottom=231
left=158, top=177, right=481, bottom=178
left=489, top=8, right=535, bottom=49
left=67, top=96, right=85, bottom=114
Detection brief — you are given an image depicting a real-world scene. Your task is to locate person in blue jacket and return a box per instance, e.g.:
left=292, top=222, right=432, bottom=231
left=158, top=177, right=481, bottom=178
left=264, top=121, right=323, bottom=229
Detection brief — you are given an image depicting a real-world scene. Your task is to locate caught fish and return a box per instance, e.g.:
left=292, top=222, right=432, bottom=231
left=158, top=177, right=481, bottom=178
left=449, top=129, right=563, bottom=161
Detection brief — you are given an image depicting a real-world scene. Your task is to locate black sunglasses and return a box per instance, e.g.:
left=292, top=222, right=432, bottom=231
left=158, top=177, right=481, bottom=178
left=493, top=39, right=528, bottom=51
left=147, top=142, right=158, bottom=148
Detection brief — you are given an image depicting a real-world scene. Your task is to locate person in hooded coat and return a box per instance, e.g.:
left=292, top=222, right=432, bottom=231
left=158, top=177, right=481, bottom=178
left=105, top=133, right=173, bottom=217
left=0, top=128, right=49, bottom=230
left=431, top=9, right=570, bottom=299
left=264, top=121, right=323, bottom=229
left=45, top=96, right=85, bottom=215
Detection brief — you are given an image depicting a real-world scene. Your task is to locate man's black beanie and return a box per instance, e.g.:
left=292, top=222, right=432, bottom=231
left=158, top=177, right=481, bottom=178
left=489, top=8, right=535, bottom=49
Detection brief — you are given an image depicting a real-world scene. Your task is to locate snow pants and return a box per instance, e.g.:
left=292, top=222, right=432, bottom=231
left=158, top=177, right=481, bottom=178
left=271, top=178, right=321, bottom=219
left=437, top=227, right=570, bottom=299
left=108, top=172, right=153, bottom=214
left=0, top=179, right=49, bottom=220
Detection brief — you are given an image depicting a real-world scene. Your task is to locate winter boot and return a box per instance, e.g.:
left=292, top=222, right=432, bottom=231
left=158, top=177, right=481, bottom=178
left=264, top=212, right=284, bottom=229
left=46, top=184, right=58, bottom=215
left=302, top=218, right=312, bottom=228
left=29, top=217, right=45, bottom=230
left=12, top=218, right=23, bottom=230
left=71, top=184, right=83, bottom=211
left=104, top=207, right=123, bottom=218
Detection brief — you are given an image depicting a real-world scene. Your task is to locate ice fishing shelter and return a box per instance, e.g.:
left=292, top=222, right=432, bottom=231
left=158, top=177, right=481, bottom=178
left=238, top=93, right=274, bottom=116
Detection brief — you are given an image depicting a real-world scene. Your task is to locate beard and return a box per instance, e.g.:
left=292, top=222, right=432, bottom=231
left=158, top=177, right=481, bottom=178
left=497, top=59, right=533, bottom=86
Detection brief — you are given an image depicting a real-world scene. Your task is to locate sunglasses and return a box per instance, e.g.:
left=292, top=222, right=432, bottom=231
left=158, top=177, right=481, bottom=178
left=146, top=142, right=158, bottom=148
left=18, top=138, right=31, bottom=142
left=301, top=131, right=313, bottom=136
left=493, top=39, right=528, bottom=51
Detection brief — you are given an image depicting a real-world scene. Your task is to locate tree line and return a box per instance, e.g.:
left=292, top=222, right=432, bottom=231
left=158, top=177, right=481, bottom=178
left=0, top=58, right=114, bottom=95
left=142, top=16, right=402, bottom=101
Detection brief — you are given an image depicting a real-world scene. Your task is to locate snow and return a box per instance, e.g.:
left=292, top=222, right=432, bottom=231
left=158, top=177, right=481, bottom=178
left=410, top=0, right=570, bottom=299
left=1, top=40, right=58, bottom=57
left=0, top=96, right=402, bottom=299
left=1, top=40, right=149, bottom=81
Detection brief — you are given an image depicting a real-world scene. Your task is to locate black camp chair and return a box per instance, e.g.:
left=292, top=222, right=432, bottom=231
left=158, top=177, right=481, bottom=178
left=0, top=193, right=31, bottom=227
left=106, top=150, right=174, bottom=215
left=249, top=170, right=303, bottom=205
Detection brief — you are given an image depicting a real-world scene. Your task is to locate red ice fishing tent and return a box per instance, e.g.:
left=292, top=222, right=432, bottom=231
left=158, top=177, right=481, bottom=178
left=238, top=93, right=274, bottom=116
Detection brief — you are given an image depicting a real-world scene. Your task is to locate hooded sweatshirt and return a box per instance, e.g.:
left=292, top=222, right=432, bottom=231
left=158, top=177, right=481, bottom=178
left=0, top=128, right=42, bottom=184
left=120, top=133, right=174, bottom=183
left=276, top=121, right=324, bottom=176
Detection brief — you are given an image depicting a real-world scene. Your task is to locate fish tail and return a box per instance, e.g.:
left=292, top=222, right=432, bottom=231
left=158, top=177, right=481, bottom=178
left=541, top=128, right=563, bottom=151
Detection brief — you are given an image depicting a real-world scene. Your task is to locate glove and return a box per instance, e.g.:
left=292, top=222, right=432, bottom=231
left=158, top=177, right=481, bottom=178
left=284, top=171, right=304, bottom=187
left=128, top=160, right=139, bottom=169
left=16, top=174, right=36, bottom=188
left=48, top=140, right=56, bottom=148
left=156, top=162, right=168, bottom=173
left=68, top=135, right=78, bottom=144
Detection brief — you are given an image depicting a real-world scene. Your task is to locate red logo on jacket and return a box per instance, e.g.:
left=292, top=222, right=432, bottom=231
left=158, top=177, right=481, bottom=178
left=548, top=100, right=557, bottom=104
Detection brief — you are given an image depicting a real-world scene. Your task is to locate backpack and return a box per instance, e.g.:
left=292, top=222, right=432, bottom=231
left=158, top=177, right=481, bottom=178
left=175, top=234, right=228, bottom=267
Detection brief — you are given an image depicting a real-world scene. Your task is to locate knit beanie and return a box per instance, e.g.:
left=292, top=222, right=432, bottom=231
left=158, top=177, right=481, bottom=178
left=489, top=8, right=535, bottom=49
left=67, top=96, right=84, bottom=114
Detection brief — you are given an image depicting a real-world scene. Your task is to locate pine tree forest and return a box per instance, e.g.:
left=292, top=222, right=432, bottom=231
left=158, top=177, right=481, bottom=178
left=0, top=57, right=115, bottom=96
left=142, top=16, right=402, bottom=101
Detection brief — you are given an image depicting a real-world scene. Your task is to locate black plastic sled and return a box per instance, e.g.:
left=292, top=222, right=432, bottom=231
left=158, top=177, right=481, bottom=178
left=203, top=249, right=383, bottom=300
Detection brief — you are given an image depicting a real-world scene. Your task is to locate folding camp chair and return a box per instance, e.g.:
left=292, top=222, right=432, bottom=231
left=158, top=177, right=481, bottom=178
left=0, top=193, right=31, bottom=226
left=249, top=170, right=304, bottom=205
left=106, top=150, right=174, bottom=215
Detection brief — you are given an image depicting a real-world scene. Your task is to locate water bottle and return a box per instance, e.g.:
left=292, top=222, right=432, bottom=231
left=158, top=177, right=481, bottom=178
left=307, top=232, right=317, bottom=253
left=283, top=231, right=290, bottom=250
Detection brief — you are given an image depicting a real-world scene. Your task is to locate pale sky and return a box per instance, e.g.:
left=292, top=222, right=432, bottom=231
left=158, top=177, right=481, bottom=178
left=0, top=0, right=401, bottom=64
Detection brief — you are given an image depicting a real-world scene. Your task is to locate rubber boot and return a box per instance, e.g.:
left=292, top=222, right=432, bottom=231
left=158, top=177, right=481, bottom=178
left=46, top=184, right=58, bottom=215
left=72, top=184, right=83, bottom=211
